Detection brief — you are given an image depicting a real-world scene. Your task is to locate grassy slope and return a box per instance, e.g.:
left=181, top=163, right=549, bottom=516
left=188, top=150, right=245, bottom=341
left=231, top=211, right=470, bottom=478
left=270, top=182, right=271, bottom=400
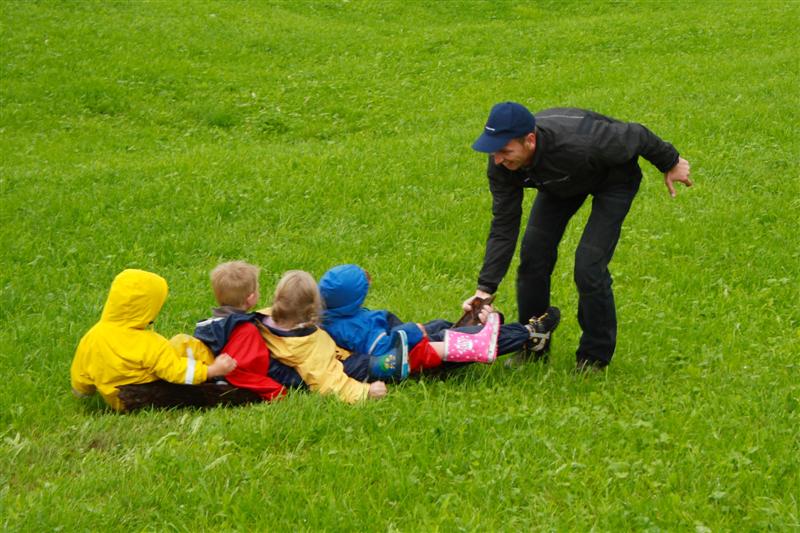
left=1, top=1, right=798, bottom=530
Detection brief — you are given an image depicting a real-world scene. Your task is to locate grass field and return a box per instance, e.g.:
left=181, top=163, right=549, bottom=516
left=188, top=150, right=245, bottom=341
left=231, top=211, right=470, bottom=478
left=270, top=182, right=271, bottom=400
left=1, top=1, right=799, bottom=530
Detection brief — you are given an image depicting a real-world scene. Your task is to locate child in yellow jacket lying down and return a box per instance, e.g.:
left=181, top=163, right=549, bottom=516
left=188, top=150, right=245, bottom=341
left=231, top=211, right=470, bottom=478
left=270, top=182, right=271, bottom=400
left=257, top=270, right=388, bottom=403
left=70, top=269, right=237, bottom=411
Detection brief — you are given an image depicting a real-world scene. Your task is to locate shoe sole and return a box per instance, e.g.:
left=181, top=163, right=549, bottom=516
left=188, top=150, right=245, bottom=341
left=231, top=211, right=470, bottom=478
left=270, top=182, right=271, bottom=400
left=485, top=313, right=500, bottom=363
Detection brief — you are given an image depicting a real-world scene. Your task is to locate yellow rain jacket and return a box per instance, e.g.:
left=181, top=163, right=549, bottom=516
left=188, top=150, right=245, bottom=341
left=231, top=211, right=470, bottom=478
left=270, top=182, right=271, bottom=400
left=257, top=310, right=369, bottom=404
left=71, top=269, right=210, bottom=411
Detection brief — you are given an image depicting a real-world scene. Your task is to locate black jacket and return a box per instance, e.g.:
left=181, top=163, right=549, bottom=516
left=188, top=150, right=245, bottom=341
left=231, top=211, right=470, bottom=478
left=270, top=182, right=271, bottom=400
left=477, top=108, right=680, bottom=293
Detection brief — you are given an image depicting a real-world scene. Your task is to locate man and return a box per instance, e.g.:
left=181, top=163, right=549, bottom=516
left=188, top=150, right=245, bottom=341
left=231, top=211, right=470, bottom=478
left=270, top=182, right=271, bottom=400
left=464, top=102, right=692, bottom=372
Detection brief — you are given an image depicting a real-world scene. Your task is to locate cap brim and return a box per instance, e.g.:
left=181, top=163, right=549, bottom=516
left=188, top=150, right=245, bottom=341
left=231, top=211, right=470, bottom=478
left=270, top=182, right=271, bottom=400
left=471, top=132, right=512, bottom=153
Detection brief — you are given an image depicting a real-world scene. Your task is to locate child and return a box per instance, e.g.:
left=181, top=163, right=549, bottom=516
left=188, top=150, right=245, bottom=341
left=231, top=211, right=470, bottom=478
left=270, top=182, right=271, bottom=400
left=318, top=264, right=560, bottom=374
left=70, top=269, right=237, bottom=412
left=193, top=262, right=400, bottom=403
left=257, top=270, right=389, bottom=403
left=192, top=261, right=293, bottom=401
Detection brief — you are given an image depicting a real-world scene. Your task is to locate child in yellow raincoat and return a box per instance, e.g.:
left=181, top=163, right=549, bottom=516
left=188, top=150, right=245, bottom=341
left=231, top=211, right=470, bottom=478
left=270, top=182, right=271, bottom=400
left=258, top=270, right=388, bottom=403
left=70, top=269, right=237, bottom=411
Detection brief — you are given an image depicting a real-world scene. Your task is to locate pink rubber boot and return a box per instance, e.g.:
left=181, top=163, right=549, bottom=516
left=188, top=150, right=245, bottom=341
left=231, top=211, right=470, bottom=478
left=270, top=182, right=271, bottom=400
left=443, top=312, right=500, bottom=363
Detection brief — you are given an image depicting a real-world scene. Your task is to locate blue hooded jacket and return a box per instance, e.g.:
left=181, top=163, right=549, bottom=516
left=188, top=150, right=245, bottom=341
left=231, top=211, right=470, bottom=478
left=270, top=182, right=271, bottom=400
left=319, top=264, right=423, bottom=355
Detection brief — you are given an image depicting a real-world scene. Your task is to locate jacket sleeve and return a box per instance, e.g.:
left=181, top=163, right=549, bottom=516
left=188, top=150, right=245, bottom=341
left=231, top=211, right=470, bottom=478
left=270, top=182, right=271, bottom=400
left=478, top=161, right=524, bottom=294
left=265, top=330, right=371, bottom=404
left=293, top=356, right=370, bottom=404
left=292, top=334, right=371, bottom=403
left=70, top=340, right=96, bottom=397
left=589, top=119, right=680, bottom=173
left=328, top=362, right=372, bottom=403
left=144, top=335, right=209, bottom=385
left=370, top=323, right=422, bottom=355
left=222, top=323, right=286, bottom=401
left=389, top=324, right=423, bottom=349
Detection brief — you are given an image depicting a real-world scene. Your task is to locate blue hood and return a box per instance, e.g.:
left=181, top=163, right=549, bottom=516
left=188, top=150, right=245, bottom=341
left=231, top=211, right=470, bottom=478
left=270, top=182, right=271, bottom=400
left=319, top=264, right=369, bottom=318
left=320, top=264, right=395, bottom=354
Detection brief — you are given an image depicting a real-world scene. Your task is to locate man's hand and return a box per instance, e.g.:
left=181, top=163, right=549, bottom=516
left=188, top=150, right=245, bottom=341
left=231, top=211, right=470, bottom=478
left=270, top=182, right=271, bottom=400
left=207, top=353, right=237, bottom=378
left=664, top=157, right=692, bottom=197
left=462, top=290, right=493, bottom=313
left=477, top=306, right=494, bottom=324
left=368, top=381, right=387, bottom=399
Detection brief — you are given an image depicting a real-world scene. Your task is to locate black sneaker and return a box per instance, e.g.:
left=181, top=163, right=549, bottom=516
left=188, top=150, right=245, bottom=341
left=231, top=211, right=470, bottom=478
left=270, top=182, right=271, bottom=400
left=526, top=306, right=560, bottom=351
left=504, top=307, right=561, bottom=368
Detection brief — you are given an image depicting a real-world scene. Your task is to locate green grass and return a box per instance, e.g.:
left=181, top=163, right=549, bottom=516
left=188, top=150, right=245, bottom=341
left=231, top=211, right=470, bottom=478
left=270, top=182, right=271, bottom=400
left=2, top=0, right=799, bottom=530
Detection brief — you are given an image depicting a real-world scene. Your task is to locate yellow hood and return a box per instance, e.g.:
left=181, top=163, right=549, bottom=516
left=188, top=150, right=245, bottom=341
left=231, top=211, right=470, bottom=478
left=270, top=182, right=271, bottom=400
left=100, top=269, right=168, bottom=328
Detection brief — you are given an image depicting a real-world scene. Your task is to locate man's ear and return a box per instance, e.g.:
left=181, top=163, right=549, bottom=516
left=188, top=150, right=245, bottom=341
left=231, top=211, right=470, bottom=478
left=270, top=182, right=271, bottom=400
left=525, top=132, right=536, bottom=150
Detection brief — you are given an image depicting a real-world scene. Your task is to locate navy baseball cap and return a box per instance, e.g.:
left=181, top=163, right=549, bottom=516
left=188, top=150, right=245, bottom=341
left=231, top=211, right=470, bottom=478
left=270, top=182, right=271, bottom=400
left=472, top=102, right=536, bottom=153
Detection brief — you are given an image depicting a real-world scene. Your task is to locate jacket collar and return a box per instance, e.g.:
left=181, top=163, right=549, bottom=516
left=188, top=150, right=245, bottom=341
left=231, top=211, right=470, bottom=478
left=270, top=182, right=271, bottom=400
left=525, top=126, right=545, bottom=171
left=212, top=305, right=248, bottom=318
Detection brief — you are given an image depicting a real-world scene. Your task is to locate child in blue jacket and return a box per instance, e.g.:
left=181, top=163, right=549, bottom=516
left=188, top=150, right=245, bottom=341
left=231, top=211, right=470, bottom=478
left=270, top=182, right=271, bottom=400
left=319, top=264, right=559, bottom=374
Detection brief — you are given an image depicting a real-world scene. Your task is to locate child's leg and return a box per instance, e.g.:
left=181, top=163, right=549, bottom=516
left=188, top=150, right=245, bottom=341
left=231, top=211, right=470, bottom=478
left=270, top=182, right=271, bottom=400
left=343, top=339, right=442, bottom=379
left=494, top=323, right=532, bottom=355
left=409, top=337, right=443, bottom=373
left=430, top=323, right=533, bottom=356
left=365, top=330, right=409, bottom=382
left=449, top=323, right=530, bottom=356
left=341, top=352, right=374, bottom=382
left=439, top=313, right=501, bottom=363
left=427, top=326, right=473, bottom=342
left=421, top=319, right=454, bottom=338
left=342, top=331, right=412, bottom=383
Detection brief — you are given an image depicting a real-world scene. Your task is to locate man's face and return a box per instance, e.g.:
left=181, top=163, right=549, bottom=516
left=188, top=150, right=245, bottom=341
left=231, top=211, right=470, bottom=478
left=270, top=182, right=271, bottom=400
left=492, top=133, right=535, bottom=171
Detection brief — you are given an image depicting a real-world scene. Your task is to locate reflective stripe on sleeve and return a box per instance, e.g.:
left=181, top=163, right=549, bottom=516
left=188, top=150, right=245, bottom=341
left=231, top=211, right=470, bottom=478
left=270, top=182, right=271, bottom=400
left=184, top=347, right=196, bottom=384
left=368, top=332, right=387, bottom=355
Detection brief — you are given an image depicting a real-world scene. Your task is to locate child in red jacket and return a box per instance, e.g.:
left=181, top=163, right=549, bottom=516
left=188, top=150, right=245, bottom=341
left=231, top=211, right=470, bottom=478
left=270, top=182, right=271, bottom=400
left=193, top=261, right=289, bottom=401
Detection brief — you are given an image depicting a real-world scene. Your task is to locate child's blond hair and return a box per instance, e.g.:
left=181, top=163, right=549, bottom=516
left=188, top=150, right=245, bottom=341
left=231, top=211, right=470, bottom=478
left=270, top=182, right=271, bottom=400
left=271, top=270, right=322, bottom=327
left=210, top=261, right=260, bottom=308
